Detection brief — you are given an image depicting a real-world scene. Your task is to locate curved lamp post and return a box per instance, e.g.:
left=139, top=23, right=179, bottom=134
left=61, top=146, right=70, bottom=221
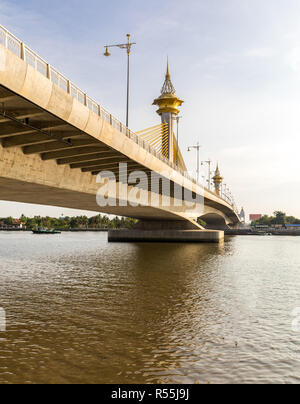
left=187, top=142, right=202, bottom=183
left=104, top=34, right=136, bottom=128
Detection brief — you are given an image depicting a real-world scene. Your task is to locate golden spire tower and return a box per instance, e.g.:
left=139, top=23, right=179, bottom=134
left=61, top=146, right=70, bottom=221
left=153, top=60, right=184, bottom=162
left=213, top=164, right=223, bottom=196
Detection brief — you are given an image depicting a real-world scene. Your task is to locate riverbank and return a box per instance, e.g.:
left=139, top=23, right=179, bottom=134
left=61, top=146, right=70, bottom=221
left=225, top=229, right=300, bottom=236
left=0, top=228, right=109, bottom=232
left=1, top=228, right=300, bottom=236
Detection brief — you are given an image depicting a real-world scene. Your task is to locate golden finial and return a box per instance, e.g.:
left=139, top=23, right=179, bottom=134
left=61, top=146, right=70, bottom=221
left=153, top=59, right=184, bottom=115
left=166, top=57, right=171, bottom=79
left=160, top=57, right=176, bottom=95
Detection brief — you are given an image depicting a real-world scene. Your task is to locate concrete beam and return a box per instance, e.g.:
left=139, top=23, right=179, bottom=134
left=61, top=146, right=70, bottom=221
left=41, top=146, right=111, bottom=161
left=23, top=139, right=100, bottom=155
left=114, top=172, right=152, bottom=184
left=2, top=132, right=80, bottom=148
left=82, top=162, right=142, bottom=173
left=0, top=124, right=71, bottom=139
left=0, top=96, right=19, bottom=103
left=0, top=129, right=37, bottom=139
left=93, top=166, right=152, bottom=176
left=70, top=157, right=131, bottom=169
left=57, top=151, right=121, bottom=165
left=0, top=112, right=45, bottom=123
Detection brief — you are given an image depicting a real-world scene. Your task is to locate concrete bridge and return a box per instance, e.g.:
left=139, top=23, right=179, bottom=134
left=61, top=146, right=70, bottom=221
left=0, top=25, right=241, bottom=242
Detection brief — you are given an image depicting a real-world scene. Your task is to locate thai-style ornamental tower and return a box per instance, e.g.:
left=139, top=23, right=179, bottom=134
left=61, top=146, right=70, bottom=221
left=153, top=61, right=184, bottom=162
left=239, top=207, right=246, bottom=223
left=213, top=165, right=223, bottom=196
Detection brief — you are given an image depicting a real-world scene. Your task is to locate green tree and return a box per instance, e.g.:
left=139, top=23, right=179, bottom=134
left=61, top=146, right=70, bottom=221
left=4, top=217, right=14, bottom=225
left=197, top=218, right=207, bottom=227
left=20, top=214, right=27, bottom=224
left=274, top=211, right=286, bottom=225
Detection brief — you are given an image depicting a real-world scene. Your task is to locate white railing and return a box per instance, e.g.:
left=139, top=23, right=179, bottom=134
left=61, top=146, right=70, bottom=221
left=0, top=26, right=21, bottom=57
left=0, top=24, right=238, bottom=212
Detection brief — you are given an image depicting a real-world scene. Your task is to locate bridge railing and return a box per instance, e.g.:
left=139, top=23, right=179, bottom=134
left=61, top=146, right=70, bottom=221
left=0, top=24, right=238, bottom=213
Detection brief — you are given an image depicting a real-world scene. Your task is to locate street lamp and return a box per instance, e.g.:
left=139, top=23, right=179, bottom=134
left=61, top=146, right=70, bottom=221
left=201, top=159, right=212, bottom=190
left=225, top=186, right=230, bottom=202
left=222, top=183, right=227, bottom=199
left=104, top=34, right=136, bottom=128
left=187, top=142, right=202, bottom=183
left=173, top=116, right=182, bottom=166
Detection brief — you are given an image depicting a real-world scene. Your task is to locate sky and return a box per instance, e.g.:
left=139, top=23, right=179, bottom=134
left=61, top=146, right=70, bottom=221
left=0, top=0, right=299, bottom=219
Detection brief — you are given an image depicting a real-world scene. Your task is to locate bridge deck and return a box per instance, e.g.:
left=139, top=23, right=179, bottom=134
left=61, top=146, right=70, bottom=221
left=0, top=85, right=149, bottom=179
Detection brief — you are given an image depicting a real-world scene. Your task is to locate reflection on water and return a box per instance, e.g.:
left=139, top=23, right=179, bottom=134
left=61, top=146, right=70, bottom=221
left=0, top=232, right=300, bottom=383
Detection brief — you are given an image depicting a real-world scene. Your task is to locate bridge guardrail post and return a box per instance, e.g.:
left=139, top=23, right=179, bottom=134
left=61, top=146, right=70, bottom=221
left=20, top=42, right=25, bottom=60
left=46, top=64, right=51, bottom=80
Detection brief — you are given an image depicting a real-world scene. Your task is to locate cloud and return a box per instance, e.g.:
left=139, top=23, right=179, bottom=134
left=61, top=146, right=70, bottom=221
left=0, top=1, right=41, bottom=36
left=244, top=47, right=275, bottom=59
left=286, top=46, right=300, bottom=74
left=219, top=146, right=253, bottom=157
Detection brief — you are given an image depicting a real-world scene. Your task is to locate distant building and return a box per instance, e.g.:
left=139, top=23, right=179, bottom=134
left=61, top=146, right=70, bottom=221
left=250, top=214, right=262, bottom=222
left=285, top=224, right=300, bottom=231
left=0, top=219, right=25, bottom=230
left=12, top=219, right=25, bottom=229
left=254, top=224, right=270, bottom=230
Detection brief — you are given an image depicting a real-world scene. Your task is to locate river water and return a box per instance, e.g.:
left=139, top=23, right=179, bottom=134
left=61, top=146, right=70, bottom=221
left=0, top=232, right=299, bottom=384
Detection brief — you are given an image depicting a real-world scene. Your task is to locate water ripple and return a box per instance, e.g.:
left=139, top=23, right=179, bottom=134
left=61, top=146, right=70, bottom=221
left=0, top=232, right=299, bottom=383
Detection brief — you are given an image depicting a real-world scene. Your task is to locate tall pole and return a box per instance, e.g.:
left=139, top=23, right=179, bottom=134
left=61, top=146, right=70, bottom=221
left=208, top=160, right=211, bottom=191
left=197, top=144, right=200, bottom=183
left=104, top=34, right=136, bottom=129
left=126, top=34, right=130, bottom=128
left=126, top=49, right=130, bottom=128
left=188, top=143, right=202, bottom=183
left=201, top=159, right=212, bottom=190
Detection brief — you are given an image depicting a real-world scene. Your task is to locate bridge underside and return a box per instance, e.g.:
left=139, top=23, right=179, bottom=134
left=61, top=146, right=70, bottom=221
left=0, top=176, right=195, bottom=222
left=0, top=170, right=224, bottom=241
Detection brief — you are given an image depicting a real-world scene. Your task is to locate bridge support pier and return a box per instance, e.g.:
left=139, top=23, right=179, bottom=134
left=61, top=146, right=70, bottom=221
left=108, top=220, right=224, bottom=243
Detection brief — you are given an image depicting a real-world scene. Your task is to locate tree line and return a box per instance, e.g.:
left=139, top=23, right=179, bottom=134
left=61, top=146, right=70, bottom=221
left=253, top=211, right=300, bottom=226
left=0, top=214, right=137, bottom=230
